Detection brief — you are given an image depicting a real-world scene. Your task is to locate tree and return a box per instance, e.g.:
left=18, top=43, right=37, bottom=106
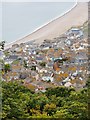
left=23, top=60, right=28, bottom=68
left=1, top=81, right=88, bottom=119
left=0, top=41, right=5, bottom=50
left=4, top=64, right=11, bottom=73
left=39, top=62, right=46, bottom=67
left=44, top=103, right=56, bottom=116
left=86, top=78, right=90, bottom=88
left=45, top=87, right=75, bottom=97
left=31, top=66, right=36, bottom=71
left=2, top=81, right=33, bottom=119
left=54, top=102, right=88, bottom=119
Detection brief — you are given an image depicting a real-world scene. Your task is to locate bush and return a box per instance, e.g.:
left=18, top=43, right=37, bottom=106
left=39, top=62, right=46, bottom=67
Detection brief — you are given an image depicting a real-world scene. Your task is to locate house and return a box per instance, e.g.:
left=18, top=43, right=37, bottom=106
left=35, top=86, right=46, bottom=92
left=75, top=52, right=87, bottom=63
left=39, top=68, right=47, bottom=73
left=24, top=77, right=32, bottom=84
left=5, top=72, right=19, bottom=81
left=4, top=55, right=18, bottom=64
left=19, top=43, right=26, bottom=48
left=42, top=76, right=54, bottom=82
left=31, top=71, right=38, bottom=79
left=8, top=55, right=18, bottom=60
left=63, top=77, right=70, bottom=82
left=72, top=71, right=78, bottom=77
left=53, top=62, right=60, bottom=71
left=68, top=66, right=77, bottom=72
left=0, top=62, right=3, bottom=70
left=25, top=83, right=37, bottom=91
left=40, top=42, right=52, bottom=50
left=10, top=44, right=19, bottom=52
left=36, top=56, right=44, bottom=63
left=46, top=62, right=53, bottom=68
left=46, top=54, right=54, bottom=61
left=66, top=28, right=83, bottom=39
left=65, top=39, right=72, bottom=46
left=19, top=72, right=28, bottom=79
left=0, top=51, right=5, bottom=60
left=64, top=82, right=72, bottom=87
left=11, top=64, right=22, bottom=72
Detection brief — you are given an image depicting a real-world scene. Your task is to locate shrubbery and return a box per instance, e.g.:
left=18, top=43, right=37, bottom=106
left=1, top=81, right=89, bottom=119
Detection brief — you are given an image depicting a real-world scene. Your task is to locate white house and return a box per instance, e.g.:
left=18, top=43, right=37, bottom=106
left=42, top=76, right=54, bottom=82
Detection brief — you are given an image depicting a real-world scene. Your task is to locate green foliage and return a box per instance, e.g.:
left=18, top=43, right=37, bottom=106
left=54, top=102, right=87, bottom=119
left=45, top=86, right=75, bottom=97
left=1, top=81, right=88, bottom=119
left=2, top=81, right=34, bottom=119
left=23, top=60, right=28, bottom=68
left=12, top=60, right=19, bottom=65
left=0, top=41, right=5, bottom=50
left=86, top=78, right=90, bottom=88
left=39, top=62, right=46, bottom=67
left=4, top=51, right=10, bottom=57
left=31, top=66, right=36, bottom=71
left=44, top=103, right=56, bottom=115
left=4, top=64, right=11, bottom=73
